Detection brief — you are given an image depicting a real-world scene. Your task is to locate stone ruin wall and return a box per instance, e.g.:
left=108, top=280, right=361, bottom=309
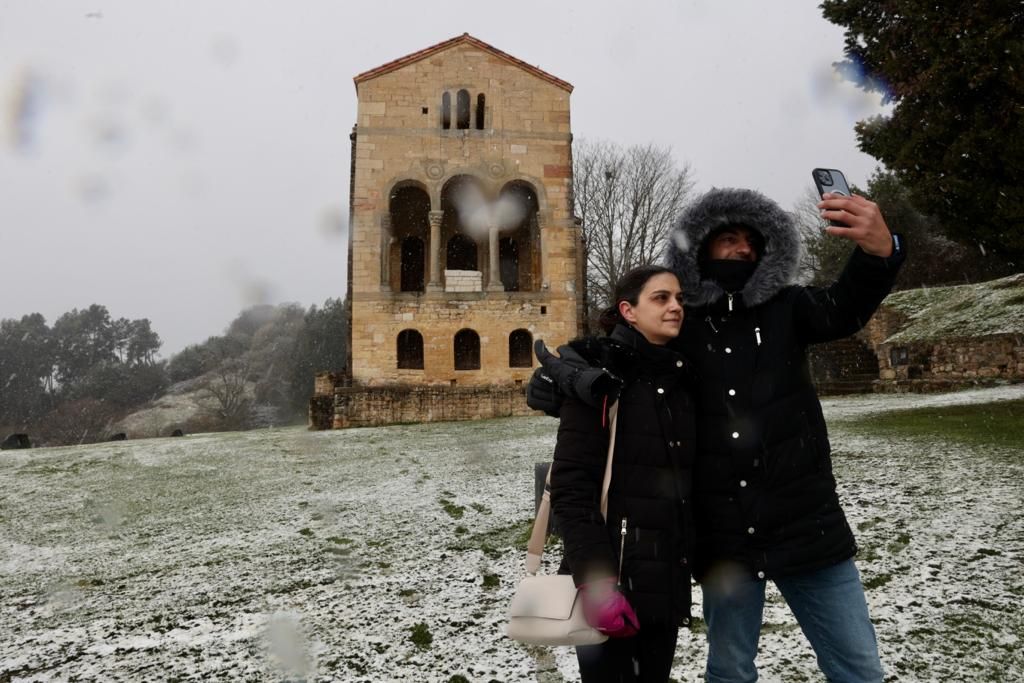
left=309, top=376, right=536, bottom=430
left=863, top=308, right=1024, bottom=392
left=872, top=333, right=1024, bottom=392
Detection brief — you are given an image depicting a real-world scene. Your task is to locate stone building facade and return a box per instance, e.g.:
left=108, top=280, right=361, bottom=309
left=808, top=273, right=1024, bottom=395
left=862, top=305, right=1024, bottom=392
left=859, top=274, right=1024, bottom=392
left=313, top=34, right=585, bottom=428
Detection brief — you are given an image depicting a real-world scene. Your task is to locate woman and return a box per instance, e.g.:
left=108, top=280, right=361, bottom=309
left=550, top=265, right=696, bottom=682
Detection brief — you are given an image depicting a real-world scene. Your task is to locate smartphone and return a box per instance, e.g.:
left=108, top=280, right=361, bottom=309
left=812, top=168, right=852, bottom=227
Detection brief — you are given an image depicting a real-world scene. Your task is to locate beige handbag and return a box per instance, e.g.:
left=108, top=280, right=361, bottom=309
left=505, top=401, right=619, bottom=647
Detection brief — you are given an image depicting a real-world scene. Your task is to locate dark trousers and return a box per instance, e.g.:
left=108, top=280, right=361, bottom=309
left=576, top=625, right=678, bottom=682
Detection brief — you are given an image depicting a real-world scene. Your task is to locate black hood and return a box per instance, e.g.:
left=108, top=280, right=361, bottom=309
left=665, top=187, right=801, bottom=307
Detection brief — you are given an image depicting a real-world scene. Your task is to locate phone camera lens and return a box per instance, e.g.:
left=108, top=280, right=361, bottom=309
left=817, top=170, right=833, bottom=186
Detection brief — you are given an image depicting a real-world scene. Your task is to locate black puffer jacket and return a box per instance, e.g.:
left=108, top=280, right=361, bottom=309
left=551, top=325, right=697, bottom=628
left=665, top=188, right=905, bottom=581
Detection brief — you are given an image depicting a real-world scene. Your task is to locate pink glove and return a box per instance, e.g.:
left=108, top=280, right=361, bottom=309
left=580, top=577, right=639, bottom=638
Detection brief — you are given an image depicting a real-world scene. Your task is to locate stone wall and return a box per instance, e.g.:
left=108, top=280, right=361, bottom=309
left=859, top=306, right=910, bottom=349
left=874, top=333, right=1024, bottom=392
left=313, top=372, right=349, bottom=397
left=444, top=269, right=482, bottom=293
left=308, top=396, right=334, bottom=430
left=351, top=294, right=571, bottom=386
left=330, top=384, right=537, bottom=429
left=807, top=335, right=880, bottom=395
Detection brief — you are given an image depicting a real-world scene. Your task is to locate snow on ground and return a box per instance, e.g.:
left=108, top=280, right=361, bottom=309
left=1, top=385, right=1023, bottom=681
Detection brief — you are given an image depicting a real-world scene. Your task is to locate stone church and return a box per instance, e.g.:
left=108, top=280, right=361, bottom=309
left=310, top=34, right=586, bottom=428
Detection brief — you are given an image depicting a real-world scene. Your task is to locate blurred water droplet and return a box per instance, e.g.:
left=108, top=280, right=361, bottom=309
left=210, top=35, right=239, bottom=67
left=78, top=174, right=111, bottom=203
left=43, top=581, right=81, bottom=613
left=671, top=230, right=691, bottom=253
left=265, top=611, right=316, bottom=680
left=319, top=207, right=348, bottom=241
left=8, top=68, right=44, bottom=152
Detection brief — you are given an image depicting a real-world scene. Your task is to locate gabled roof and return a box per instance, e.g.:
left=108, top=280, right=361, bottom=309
left=353, top=33, right=573, bottom=93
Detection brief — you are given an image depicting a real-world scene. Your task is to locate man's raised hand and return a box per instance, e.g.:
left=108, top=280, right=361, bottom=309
left=818, top=193, right=894, bottom=258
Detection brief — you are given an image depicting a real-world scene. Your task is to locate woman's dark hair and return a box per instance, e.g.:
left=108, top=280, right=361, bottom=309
left=597, top=265, right=679, bottom=334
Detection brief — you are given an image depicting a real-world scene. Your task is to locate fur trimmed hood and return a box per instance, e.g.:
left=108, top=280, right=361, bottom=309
left=665, top=188, right=800, bottom=308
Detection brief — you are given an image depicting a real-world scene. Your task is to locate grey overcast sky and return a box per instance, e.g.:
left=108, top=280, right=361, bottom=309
left=0, top=0, right=887, bottom=356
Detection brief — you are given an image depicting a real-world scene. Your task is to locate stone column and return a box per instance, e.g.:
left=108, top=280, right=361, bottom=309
left=535, top=213, right=547, bottom=290
left=380, top=214, right=393, bottom=291
left=427, top=210, right=444, bottom=292
left=486, top=222, right=504, bottom=292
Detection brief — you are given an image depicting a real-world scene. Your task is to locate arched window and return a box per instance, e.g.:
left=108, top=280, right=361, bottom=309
left=475, top=93, right=486, bottom=130
left=400, top=236, right=425, bottom=292
left=446, top=234, right=477, bottom=271
left=441, top=92, right=451, bottom=130
left=497, top=181, right=541, bottom=291
left=388, top=184, right=430, bottom=292
left=397, top=330, right=424, bottom=370
left=454, top=329, right=480, bottom=370
left=509, top=329, right=532, bottom=368
left=456, top=89, right=470, bottom=130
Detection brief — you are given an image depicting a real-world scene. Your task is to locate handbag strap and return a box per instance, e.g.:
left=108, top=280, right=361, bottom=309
left=526, top=400, right=619, bottom=575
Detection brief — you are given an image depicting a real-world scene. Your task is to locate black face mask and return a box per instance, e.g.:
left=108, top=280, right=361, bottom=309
left=702, top=259, right=758, bottom=293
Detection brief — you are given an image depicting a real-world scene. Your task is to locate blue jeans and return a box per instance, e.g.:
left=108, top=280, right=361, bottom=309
left=702, top=558, right=883, bottom=683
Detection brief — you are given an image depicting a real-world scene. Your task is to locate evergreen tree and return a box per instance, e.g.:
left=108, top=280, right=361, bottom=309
left=52, top=305, right=118, bottom=389
left=821, top=1, right=1024, bottom=258
left=0, top=313, right=54, bottom=425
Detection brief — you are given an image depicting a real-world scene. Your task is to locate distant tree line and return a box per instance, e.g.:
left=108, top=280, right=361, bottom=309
left=0, top=305, right=167, bottom=445
left=0, top=298, right=349, bottom=445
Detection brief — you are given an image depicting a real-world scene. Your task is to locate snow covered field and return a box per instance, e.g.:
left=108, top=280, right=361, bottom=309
left=2, top=385, right=1022, bottom=681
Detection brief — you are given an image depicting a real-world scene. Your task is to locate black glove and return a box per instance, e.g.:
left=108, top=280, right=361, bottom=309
left=527, top=340, right=623, bottom=414
left=526, top=365, right=563, bottom=417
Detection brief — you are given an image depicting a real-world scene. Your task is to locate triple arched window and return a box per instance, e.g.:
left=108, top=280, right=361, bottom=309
left=441, top=90, right=486, bottom=130
left=395, top=329, right=535, bottom=371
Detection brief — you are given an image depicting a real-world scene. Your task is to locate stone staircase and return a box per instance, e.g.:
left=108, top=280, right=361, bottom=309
left=808, top=336, right=880, bottom=395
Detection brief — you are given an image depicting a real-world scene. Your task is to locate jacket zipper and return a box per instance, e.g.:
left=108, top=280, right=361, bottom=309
left=618, top=517, right=627, bottom=587
left=755, top=327, right=762, bottom=346
left=727, top=293, right=734, bottom=312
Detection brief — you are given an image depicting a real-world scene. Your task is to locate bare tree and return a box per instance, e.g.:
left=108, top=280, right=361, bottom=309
left=573, top=139, right=695, bottom=321
left=198, top=357, right=253, bottom=429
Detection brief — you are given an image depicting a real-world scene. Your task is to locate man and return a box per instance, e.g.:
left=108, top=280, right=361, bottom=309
left=529, top=187, right=904, bottom=682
